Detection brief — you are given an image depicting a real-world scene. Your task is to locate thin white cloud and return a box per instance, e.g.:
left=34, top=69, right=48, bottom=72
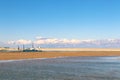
left=7, top=39, right=32, bottom=45
left=6, top=37, right=120, bottom=48
left=7, top=41, right=15, bottom=44
left=34, top=38, right=81, bottom=44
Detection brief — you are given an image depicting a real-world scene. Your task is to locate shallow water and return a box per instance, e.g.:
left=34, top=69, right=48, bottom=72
left=0, top=56, right=120, bottom=80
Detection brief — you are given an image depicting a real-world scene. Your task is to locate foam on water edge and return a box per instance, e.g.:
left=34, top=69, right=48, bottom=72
left=0, top=56, right=67, bottom=63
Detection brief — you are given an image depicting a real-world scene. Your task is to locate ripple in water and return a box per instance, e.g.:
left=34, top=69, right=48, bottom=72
left=0, top=56, right=120, bottom=80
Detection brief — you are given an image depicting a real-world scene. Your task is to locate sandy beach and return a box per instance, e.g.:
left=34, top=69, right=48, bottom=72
left=0, top=51, right=120, bottom=60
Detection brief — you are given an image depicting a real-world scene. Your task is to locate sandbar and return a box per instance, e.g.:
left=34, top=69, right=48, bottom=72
left=0, top=51, right=120, bottom=60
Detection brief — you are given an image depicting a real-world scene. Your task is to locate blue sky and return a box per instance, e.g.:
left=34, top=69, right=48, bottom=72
left=0, top=0, right=120, bottom=42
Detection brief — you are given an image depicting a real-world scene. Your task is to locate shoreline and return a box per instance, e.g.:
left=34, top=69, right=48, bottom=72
left=41, top=48, right=120, bottom=51
left=0, top=51, right=120, bottom=60
left=0, top=56, right=69, bottom=63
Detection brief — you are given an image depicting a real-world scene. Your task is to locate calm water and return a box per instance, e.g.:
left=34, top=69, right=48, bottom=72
left=0, top=56, right=120, bottom=80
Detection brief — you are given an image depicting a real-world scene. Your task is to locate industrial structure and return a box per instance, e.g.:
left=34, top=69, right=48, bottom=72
left=0, top=43, right=42, bottom=52
left=22, top=43, right=42, bottom=52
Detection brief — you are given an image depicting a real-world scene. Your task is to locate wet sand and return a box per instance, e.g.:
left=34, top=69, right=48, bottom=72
left=0, top=51, right=120, bottom=60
